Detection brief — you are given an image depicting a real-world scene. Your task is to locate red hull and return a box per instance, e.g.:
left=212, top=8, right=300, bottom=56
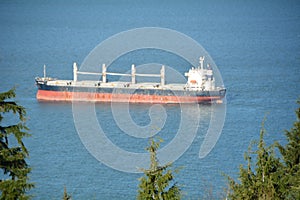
left=36, top=90, right=222, bottom=104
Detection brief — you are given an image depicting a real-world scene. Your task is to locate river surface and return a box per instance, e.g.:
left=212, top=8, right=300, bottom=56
left=0, top=0, right=299, bottom=199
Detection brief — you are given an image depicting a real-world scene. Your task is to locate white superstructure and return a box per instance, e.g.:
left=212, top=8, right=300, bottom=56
left=185, top=56, right=215, bottom=91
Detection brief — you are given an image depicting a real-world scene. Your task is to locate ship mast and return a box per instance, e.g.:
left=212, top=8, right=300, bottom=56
left=199, top=56, right=204, bottom=70
left=43, top=65, right=46, bottom=79
left=73, top=62, right=78, bottom=82
left=161, top=65, right=165, bottom=86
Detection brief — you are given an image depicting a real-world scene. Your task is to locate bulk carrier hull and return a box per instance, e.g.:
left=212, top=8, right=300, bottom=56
left=36, top=82, right=226, bottom=104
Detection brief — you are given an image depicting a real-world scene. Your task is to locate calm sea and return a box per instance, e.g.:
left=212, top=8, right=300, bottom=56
left=1, top=0, right=299, bottom=199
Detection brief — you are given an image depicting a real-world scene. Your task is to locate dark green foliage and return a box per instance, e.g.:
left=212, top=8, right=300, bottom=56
left=0, top=88, right=34, bottom=200
left=227, top=126, right=282, bottom=199
left=227, top=101, right=300, bottom=199
left=137, top=139, right=181, bottom=200
left=275, top=100, right=300, bottom=199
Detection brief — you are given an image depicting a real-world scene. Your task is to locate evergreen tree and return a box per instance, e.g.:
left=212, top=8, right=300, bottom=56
left=275, top=100, right=300, bottom=199
left=137, top=139, right=181, bottom=200
left=227, top=122, right=283, bottom=199
left=62, top=187, right=71, bottom=200
left=0, top=88, right=34, bottom=199
left=227, top=100, right=300, bottom=199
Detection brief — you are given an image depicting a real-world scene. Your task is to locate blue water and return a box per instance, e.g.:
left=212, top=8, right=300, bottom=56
left=1, top=0, right=300, bottom=199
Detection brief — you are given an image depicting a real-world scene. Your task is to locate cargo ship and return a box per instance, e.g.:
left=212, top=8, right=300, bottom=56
left=35, top=57, right=226, bottom=104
